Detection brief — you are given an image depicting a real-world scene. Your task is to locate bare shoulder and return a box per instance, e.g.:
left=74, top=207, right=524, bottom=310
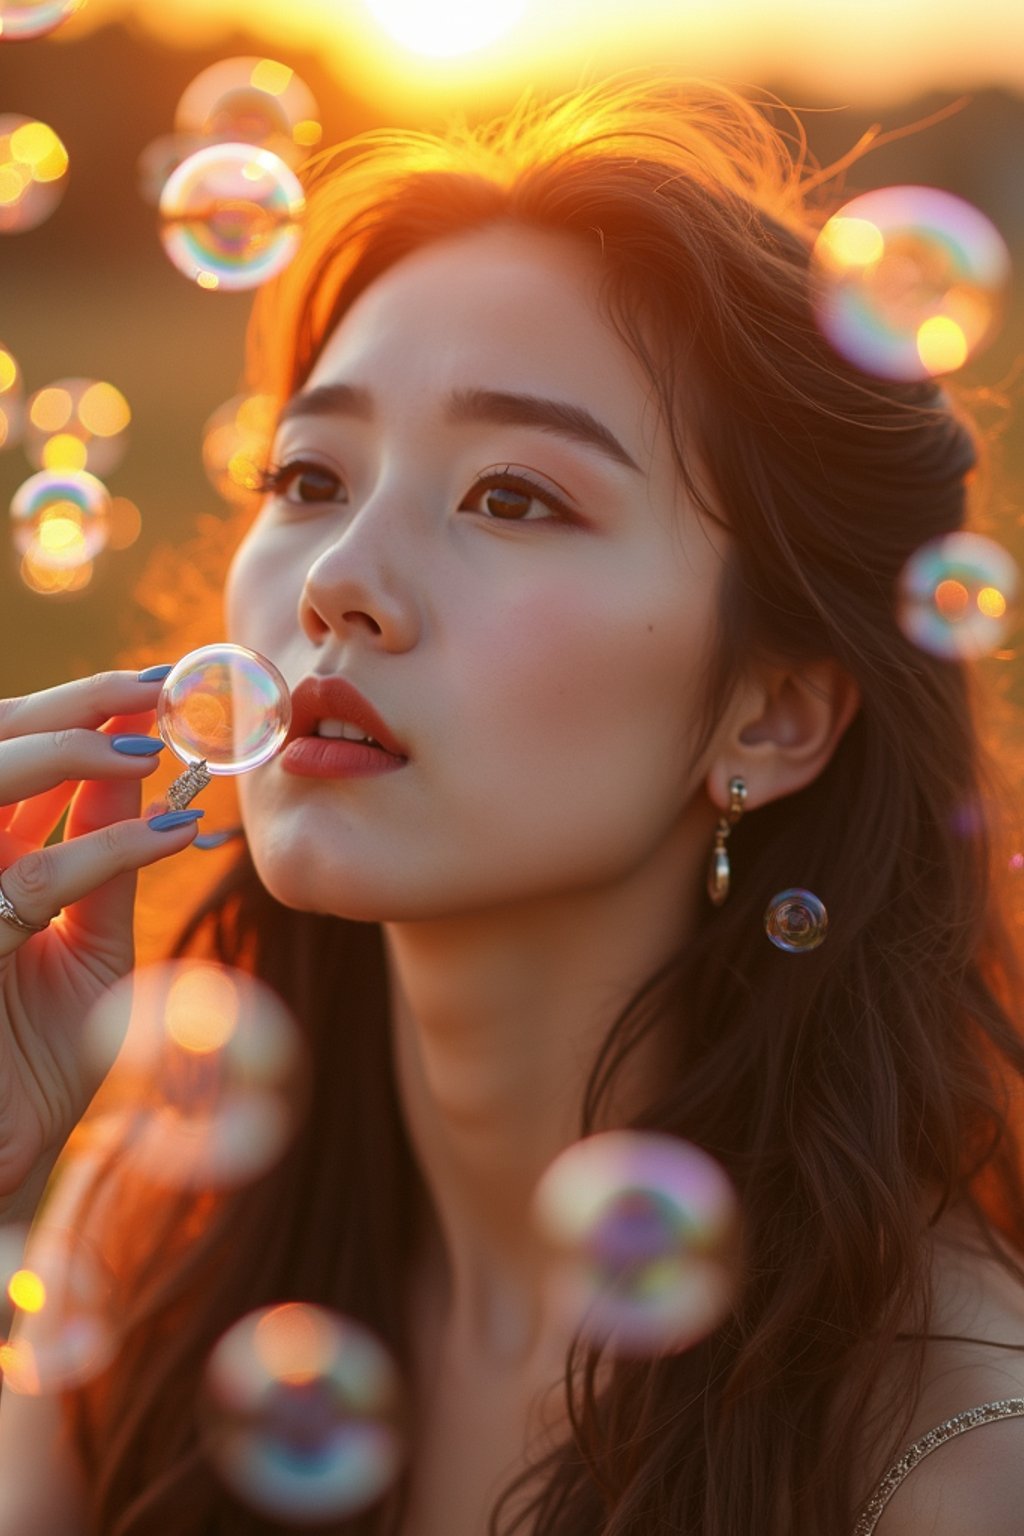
left=871, top=1207, right=1024, bottom=1536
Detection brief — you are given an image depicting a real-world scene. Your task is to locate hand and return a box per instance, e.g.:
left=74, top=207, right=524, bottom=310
left=0, top=669, right=202, bottom=1201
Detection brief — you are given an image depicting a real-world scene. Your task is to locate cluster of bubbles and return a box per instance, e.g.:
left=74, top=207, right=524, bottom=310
left=200, top=1304, right=406, bottom=1523
left=0, top=0, right=83, bottom=42
left=0, top=113, right=68, bottom=233
left=24, top=376, right=131, bottom=474
left=81, top=960, right=307, bottom=1189
left=811, top=185, right=1011, bottom=381
left=202, top=392, right=277, bottom=503
left=532, top=1131, right=741, bottom=1357
left=764, top=889, right=829, bottom=953
left=156, top=643, right=292, bottom=776
left=0, top=1221, right=116, bottom=1396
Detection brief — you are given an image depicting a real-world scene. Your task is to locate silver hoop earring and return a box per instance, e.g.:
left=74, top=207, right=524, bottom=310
left=706, top=777, right=747, bottom=906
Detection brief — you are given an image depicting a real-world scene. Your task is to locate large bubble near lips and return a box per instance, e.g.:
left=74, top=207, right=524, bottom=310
left=532, top=1131, right=741, bottom=1357
left=157, top=643, right=291, bottom=773
left=1, top=1222, right=116, bottom=1394
left=159, top=143, right=305, bottom=292
left=811, top=186, right=1010, bottom=381
left=897, top=530, right=1019, bottom=661
left=81, top=960, right=308, bottom=1190
left=200, top=1303, right=406, bottom=1522
left=0, top=114, right=68, bottom=233
left=10, top=467, right=110, bottom=570
left=0, top=0, right=83, bottom=40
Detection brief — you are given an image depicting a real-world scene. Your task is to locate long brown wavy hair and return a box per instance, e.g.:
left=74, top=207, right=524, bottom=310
left=66, top=74, right=1024, bottom=1535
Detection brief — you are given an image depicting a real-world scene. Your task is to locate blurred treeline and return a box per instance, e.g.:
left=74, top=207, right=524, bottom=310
left=1, top=22, right=1023, bottom=699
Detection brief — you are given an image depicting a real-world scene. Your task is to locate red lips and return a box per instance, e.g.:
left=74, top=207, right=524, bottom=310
left=288, top=676, right=408, bottom=759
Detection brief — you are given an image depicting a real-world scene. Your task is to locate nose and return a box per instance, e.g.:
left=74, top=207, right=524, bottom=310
left=298, top=502, right=422, bottom=654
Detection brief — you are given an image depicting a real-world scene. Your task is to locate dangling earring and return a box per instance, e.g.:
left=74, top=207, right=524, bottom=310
left=706, top=776, right=747, bottom=907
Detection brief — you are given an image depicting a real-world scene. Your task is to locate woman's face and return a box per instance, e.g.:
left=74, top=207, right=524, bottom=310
left=227, top=224, right=731, bottom=921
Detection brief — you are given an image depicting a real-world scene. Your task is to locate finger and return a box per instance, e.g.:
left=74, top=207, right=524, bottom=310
left=0, top=669, right=172, bottom=743
left=0, top=808, right=203, bottom=958
left=2, top=711, right=160, bottom=845
left=0, top=725, right=165, bottom=811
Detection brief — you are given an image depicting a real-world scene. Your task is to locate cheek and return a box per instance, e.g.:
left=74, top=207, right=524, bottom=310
left=225, top=530, right=299, bottom=653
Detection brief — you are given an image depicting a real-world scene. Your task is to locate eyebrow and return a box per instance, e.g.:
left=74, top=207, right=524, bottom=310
left=276, top=382, right=642, bottom=474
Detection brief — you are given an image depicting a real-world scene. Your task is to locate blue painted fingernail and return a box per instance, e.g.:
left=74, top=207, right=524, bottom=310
left=137, top=664, right=174, bottom=683
left=111, top=734, right=166, bottom=756
left=148, top=809, right=205, bottom=832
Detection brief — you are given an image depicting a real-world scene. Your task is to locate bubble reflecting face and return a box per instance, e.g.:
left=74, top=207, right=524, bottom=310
left=25, top=376, right=131, bottom=475
left=812, top=186, right=1011, bottom=380
left=0, top=341, right=24, bottom=450
left=10, top=467, right=110, bottom=570
left=532, top=1131, right=741, bottom=1357
left=0, top=114, right=68, bottom=233
left=203, top=393, right=277, bottom=504
left=0, top=0, right=83, bottom=40
left=764, top=889, right=828, bottom=952
left=201, top=1304, right=405, bottom=1522
left=175, top=57, right=322, bottom=166
left=897, top=531, right=1019, bottom=661
left=81, top=961, right=308, bottom=1189
left=159, top=143, right=305, bottom=292
left=158, top=643, right=291, bottom=772
left=1, top=1222, right=116, bottom=1394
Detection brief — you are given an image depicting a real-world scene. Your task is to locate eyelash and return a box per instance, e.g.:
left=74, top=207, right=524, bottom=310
left=254, top=460, right=576, bottom=524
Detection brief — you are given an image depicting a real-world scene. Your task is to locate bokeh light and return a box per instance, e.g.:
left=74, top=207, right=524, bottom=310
left=897, top=529, right=1020, bottom=660
left=0, top=1222, right=116, bottom=1395
left=81, top=960, right=308, bottom=1189
left=10, top=466, right=111, bottom=580
left=532, top=1131, right=741, bottom=1357
left=157, top=642, right=292, bottom=773
left=0, top=341, right=24, bottom=450
left=0, top=114, right=69, bottom=233
left=175, top=56, right=322, bottom=167
left=202, top=392, right=277, bottom=504
left=811, top=185, right=1011, bottom=380
left=764, top=889, right=829, bottom=952
left=364, top=0, right=528, bottom=58
left=25, top=376, right=131, bottom=476
left=201, top=1303, right=406, bottom=1523
left=0, top=0, right=83, bottom=42
left=158, top=142, right=305, bottom=292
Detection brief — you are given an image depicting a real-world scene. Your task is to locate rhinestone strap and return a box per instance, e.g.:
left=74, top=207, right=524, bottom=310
left=853, top=1397, right=1024, bottom=1535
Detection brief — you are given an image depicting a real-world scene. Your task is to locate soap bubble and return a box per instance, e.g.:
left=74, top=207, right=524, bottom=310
left=1, top=1222, right=116, bottom=1394
left=0, top=341, right=24, bottom=450
left=81, top=960, right=308, bottom=1190
left=202, top=392, right=277, bottom=504
left=897, top=531, right=1019, bottom=661
left=10, top=467, right=110, bottom=570
left=136, top=131, right=206, bottom=206
left=0, top=114, right=68, bottom=233
left=176, top=57, right=322, bottom=168
left=159, top=143, right=305, bottom=292
left=0, top=0, right=83, bottom=41
left=532, top=1131, right=741, bottom=1357
left=764, top=889, right=828, bottom=953
left=201, top=1303, right=406, bottom=1522
left=157, top=643, right=292, bottom=773
left=811, top=186, right=1011, bottom=381
left=25, top=377, right=131, bottom=476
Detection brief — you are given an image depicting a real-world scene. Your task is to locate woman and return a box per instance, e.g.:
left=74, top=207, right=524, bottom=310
left=1, top=75, right=1023, bottom=1536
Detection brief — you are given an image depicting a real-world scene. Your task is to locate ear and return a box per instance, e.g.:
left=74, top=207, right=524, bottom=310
left=706, top=659, right=860, bottom=813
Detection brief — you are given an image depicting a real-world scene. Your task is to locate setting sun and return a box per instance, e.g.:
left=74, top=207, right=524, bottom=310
left=363, top=0, right=527, bottom=58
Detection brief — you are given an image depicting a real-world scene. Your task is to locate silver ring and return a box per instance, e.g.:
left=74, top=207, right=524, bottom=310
left=0, top=871, right=52, bottom=935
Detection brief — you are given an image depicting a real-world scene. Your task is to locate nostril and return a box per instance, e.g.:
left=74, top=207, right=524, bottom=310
left=343, top=611, right=383, bottom=636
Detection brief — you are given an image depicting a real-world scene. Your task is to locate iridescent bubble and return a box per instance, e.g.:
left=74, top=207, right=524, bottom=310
left=136, top=131, right=206, bottom=207
left=0, top=0, right=83, bottom=41
left=159, top=143, right=305, bottom=292
left=532, top=1131, right=741, bottom=1357
left=764, top=889, right=828, bottom=953
left=200, top=1303, right=406, bottom=1522
left=0, top=340, right=24, bottom=450
left=0, top=1222, right=116, bottom=1394
left=897, top=531, right=1019, bottom=661
left=10, top=467, right=110, bottom=570
left=81, top=960, right=308, bottom=1190
left=25, top=377, right=131, bottom=476
left=811, top=186, right=1011, bottom=380
left=175, top=57, right=322, bottom=168
left=0, top=114, right=68, bottom=233
left=157, top=643, right=291, bottom=773
left=202, top=392, right=277, bottom=504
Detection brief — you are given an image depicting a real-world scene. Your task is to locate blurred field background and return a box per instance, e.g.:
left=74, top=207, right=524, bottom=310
left=1, top=0, right=1023, bottom=701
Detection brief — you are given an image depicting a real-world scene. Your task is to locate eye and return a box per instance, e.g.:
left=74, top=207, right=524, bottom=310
left=462, top=466, right=574, bottom=523
left=257, top=460, right=346, bottom=506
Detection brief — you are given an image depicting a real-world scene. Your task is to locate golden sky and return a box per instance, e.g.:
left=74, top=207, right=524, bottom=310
left=60, top=0, right=1024, bottom=115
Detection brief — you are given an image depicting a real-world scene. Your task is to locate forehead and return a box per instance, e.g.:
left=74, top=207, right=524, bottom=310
left=305, top=224, right=665, bottom=454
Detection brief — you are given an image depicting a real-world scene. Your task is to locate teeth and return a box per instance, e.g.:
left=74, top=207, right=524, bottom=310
left=316, top=718, right=376, bottom=744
